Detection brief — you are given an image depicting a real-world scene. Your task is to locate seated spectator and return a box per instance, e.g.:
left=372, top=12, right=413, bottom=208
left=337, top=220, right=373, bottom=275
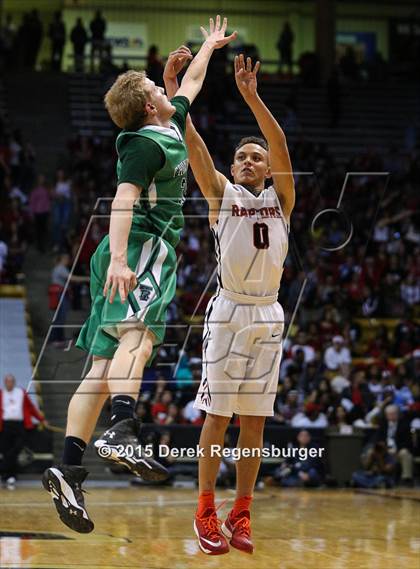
left=400, top=273, right=420, bottom=308
left=280, top=348, right=306, bottom=381
left=393, top=318, right=419, bottom=358
left=269, top=430, right=323, bottom=487
left=375, top=404, right=414, bottom=484
left=135, top=400, right=152, bottom=423
left=311, top=377, right=335, bottom=411
left=341, top=369, right=375, bottom=423
left=151, top=389, right=173, bottom=424
left=300, top=360, right=324, bottom=393
left=174, top=351, right=193, bottom=390
left=291, top=402, right=328, bottom=428
left=183, top=399, right=203, bottom=425
left=324, top=335, right=351, bottom=376
left=328, top=405, right=353, bottom=434
left=318, top=306, right=341, bottom=344
left=393, top=377, right=414, bottom=413
left=291, top=331, right=315, bottom=363
left=352, top=441, right=396, bottom=489
left=161, top=403, right=182, bottom=425
left=367, top=368, right=383, bottom=403
left=330, top=374, right=350, bottom=397
left=272, top=389, right=302, bottom=424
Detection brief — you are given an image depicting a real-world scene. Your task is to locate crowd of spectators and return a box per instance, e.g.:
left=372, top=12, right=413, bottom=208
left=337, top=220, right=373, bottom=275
left=42, top=118, right=419, bottom=466
left=0, top=117, right=35, bottom=283
left=0, top=31, right=418, bottom=486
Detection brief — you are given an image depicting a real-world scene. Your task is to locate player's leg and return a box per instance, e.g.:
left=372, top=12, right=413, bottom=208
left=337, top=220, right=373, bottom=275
left=42, top=356, right=110, bottom=534
left=193, top=412, right=231, bottom=555
left=222, top=300, right=285, bottom=554
left=65, top=356, right=111, bottom=445
left=198, top=413, right=231, bottom=494
left=94, top=327, right=169, bottom=481
left=220, top=415, right=265, bottom=555
left=106, top=326, right=154, bottom=400
left=193, top=295, right=243, bottom=555
left=235, top=415, right=266, bottom=497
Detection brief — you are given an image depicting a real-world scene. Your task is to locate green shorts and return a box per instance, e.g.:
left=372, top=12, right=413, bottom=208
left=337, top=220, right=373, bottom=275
left=76, top=230, right=177, bottom=361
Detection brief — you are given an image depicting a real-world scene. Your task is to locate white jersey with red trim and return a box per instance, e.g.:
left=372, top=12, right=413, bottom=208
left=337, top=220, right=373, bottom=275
left=212, top=181, right=289, bottom=297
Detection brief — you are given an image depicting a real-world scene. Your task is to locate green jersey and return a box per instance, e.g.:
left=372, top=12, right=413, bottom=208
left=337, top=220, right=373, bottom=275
left=116, top=95, right=190, bottom=248
left=76, top=96, right=190, bottom=360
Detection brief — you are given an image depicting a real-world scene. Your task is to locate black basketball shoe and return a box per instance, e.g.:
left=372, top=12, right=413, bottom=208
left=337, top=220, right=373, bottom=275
left=94, top=417, right=169, bottom=481
left=42, top=465, right=94, bottom=533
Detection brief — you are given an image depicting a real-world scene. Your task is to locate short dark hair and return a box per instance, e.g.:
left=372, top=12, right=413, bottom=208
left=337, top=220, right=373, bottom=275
left=234, top=136, right=268, bottom=155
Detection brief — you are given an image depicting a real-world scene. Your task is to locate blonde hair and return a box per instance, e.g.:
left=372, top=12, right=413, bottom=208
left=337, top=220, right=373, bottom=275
left=104, top=70, right=149, bottom=130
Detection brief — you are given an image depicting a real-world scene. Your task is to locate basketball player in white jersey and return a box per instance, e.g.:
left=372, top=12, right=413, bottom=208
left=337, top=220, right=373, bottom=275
left=165, top=53, right=295, bottom=555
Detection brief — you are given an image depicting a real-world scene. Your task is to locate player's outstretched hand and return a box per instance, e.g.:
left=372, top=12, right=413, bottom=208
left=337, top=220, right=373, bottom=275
left=163, top=46, right=192, bottom=80
left=104, top=259, right=137, bottom=304
left=201, top=15, right=237, bottom=49
left=234, top=54, right=260, bottom=100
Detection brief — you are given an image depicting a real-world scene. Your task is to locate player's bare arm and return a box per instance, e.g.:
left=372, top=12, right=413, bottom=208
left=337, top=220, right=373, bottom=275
left=104, top=182, right=140, bottom=304
left=175, top=15, right=237, bottom=105
left=234, top=54, right=295, bottom=222
left=185, top=116, right=227, bottom=225
left=163, top=48, right=227, bottom=224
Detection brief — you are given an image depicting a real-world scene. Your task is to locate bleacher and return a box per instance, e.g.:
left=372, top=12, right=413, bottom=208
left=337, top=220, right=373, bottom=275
left=220, top=80, right=418, bottom=164
left=67, top=73, right=418, bottom=163
left=68, top=73, right=114, bottom=137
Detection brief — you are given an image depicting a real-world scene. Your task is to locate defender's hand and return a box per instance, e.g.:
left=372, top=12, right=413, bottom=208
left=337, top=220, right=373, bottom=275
left=201, top=15, right=237, bottom=50
left=103, top=259, right=137, bottom=304
left=163, top=46, right=192, bottom=80
left=235, top=54, right=260, bottom=99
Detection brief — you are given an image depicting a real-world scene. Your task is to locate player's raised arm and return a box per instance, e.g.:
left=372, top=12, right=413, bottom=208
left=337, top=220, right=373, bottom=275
left=163, top=45, right=193, bottom=99
left=234, top=54, right=295, bottom=222
left=176, top=15, right=237, bottom=105
left=163, top=47, right=227, bottom=212
left=185, top=115, right=227, bottom=204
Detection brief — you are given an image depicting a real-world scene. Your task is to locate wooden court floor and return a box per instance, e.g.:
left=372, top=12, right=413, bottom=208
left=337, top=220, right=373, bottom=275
left=0, top=486, right=419, bottom=569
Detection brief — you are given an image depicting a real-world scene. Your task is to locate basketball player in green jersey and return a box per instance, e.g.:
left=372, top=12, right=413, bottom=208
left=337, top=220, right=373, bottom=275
left=42, top=16, right=237, bottom=534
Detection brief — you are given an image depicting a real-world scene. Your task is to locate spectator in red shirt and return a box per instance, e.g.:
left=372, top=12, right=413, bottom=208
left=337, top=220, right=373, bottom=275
left=152, top=390, right=173, bottom=424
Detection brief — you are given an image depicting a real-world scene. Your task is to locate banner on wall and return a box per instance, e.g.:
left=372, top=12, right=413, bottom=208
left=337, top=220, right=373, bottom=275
left=106, top=22, right=148, bottom=60
left=336, top=32, right=377, bottom=63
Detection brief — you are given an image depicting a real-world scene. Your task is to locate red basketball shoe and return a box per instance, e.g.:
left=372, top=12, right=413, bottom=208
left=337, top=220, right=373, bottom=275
left=194, top=507, right=229, bottom=555
left=221, top=509, right=254, bottom=554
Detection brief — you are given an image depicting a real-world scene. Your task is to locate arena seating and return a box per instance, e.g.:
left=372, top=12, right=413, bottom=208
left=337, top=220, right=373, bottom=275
left=68, top=73, right=114, bottom=137
left=220, top=81, right=418, bottom=164
left=67, top=73, right=418, bottom=164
